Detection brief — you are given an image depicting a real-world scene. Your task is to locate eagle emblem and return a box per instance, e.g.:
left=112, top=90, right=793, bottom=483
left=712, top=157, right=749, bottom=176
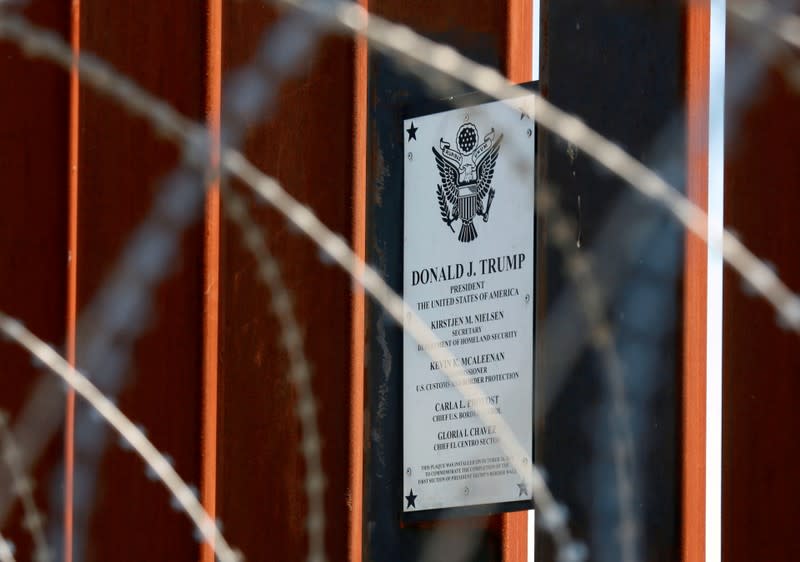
left=432, top=123, right=503, bottom=242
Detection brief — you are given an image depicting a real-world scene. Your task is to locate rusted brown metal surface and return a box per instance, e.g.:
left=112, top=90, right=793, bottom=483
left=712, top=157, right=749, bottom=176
left=216, top=4, right=359, bottom=561
left=0, top=3, right=69, bottom=559
left=722, top=54, right=800, bottom=561
left=76, top=2, right=207, bottom=559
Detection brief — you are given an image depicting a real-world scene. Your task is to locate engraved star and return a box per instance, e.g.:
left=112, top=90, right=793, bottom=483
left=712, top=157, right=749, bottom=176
left=406, top=122, right=418, bottom=141
left=517, top=482, right=528, bottom=497
left=405, top=488, right=418, bottom=508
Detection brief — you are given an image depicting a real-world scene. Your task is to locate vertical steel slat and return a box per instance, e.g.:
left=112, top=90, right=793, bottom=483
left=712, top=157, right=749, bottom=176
left=64, top=0, right=81, bottom=560
left=200, top=1, right=223, bottom=561
left=684, top=3, right=711, bottom=561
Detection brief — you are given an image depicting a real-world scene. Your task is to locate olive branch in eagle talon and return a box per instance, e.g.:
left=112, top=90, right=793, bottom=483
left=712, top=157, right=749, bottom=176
left=436, top=183, right=457, bottom=233
left=432, top=123, right=502, bottom=242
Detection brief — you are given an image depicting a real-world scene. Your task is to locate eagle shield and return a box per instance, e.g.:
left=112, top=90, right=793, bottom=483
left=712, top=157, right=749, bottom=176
left=432, top=123, right=502, bottom=242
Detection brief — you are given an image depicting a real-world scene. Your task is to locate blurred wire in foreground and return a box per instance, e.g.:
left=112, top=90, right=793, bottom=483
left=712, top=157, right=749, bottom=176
left=537, top=184, right=638, bottom=562
left=0, top=312, right=242, bottom=562
left=2, top=3, right=798, bottom=561
left=0, top=411, right=49, bottom=562
left=275, top=0, right=800, bottom=334
left=728, top=0, right=800, bottom=92
left=729, top=0, right=800, bottom=50
left=0, top=533, right=14, bottom=562
left=223, top=152, right=584, bottom=558
left=0, top=6, right=204, bottom=535
left=0, top=12, right=583, bottom=559
left=212, top=10, right=333, bottom=559
left=221, top=184, right=326, bottom=562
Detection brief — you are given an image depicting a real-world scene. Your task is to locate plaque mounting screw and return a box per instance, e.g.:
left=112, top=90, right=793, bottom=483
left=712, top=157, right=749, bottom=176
left=524, top=294, right=530, bottom=304
left=464, top=113, right=470, bottom=122
left=463, top=487, right=469, bottom=496
left=526, top=128, right=532, bottom=138
left=522, top=457, right=528, bottom=465
left=407, top=152, right=413, bottom=161
left=406, top=467, right=412, bottom=476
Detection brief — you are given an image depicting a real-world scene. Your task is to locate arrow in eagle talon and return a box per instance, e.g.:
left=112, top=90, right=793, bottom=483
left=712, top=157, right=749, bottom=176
left=482, top=188, right=496, bottom=222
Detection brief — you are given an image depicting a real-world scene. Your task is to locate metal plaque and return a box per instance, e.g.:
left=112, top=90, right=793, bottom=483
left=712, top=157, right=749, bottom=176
left=403, top=94, right=536, bottom=515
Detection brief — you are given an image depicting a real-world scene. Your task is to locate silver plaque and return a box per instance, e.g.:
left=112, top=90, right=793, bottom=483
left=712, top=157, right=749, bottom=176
left=403, top=94, right=536, bottom=513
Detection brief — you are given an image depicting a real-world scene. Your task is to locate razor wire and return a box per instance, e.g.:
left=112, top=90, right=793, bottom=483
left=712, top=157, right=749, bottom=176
left=0, top=411, right=49, bottom=562
left=225, top=151, right=581, bottom=559
left=277, top=0, right=800, bottom=334
left=44, top=8, right=332, bottom=561
left=0, top=5, right=792, bottom=560
left=221, top=7, right=614, bottom=558
left=43, top=171, right=211, bottom=559
left=0, top=6, right=325, bottom=562
left=210, top=5, right=591, bottom=559
left=729, top=0, right=800, bottom=92
left=212, top=12, right=333, bottom=561
left=0, top=12, right=583, bottom=560
left=0, top=312, right=243, bottom=562
left=0, top=7, right=579, bottom=560
left=0, top=3, right=201, bottom=526
left=220, top=184, right=326, bottom=562
left=0, top=533, right=14, bottom=562
left=536, top=185, right=639, bottom=562
left=729, top=0, right=800, bottom=51
left=1, top=4, right=792, bottom=560
left=0, top=8, right=238, bottom=561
